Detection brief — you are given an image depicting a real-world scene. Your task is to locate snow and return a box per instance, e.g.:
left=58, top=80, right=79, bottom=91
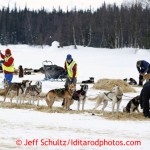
left=0, top=44, right=150, bottom=150
left=51, top=41, right=60, bottom=48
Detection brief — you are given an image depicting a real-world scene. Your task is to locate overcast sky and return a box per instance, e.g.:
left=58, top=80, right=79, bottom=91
left=0, top=0, right=134, bottom=11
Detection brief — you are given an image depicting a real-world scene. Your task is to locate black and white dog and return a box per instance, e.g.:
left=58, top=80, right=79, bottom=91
left=72, top=84, right=88, bottom=110
left=82, top=77, right=94, bottom=84
left=128, top=78, right=137, bottom=85
left=123, top=95, right=140, bottom=113
left=123, top=78, right=137, bottom=85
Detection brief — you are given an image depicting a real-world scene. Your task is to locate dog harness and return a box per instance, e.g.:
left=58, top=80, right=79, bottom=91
left=104, top=92, right=123, bottom=102
left=104, top=92, right=113, bottom=101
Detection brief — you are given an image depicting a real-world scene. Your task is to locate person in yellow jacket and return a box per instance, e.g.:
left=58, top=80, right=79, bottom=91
left=64, top=54, right=77, bottom=89
left=62, top=54, right=78, bottom=107
left=0, top=49, right=14, bottom=84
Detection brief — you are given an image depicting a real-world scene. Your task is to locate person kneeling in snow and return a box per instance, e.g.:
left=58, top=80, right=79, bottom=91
left=136, top=60, right=150, bottom=86
left=0, top=49, right=15, bottom=84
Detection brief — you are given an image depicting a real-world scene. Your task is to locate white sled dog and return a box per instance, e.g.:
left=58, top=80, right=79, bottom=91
left=91, top=86, right=123, bottom=115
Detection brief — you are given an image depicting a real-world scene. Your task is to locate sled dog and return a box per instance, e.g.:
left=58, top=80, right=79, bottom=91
left=123, top=95, right=140, bottom=113
left=128, top=78, right=137, bottom=85
left=72, top=84, right=88, bottom=110
left=92, top=86, right=123, bottom=115
left=24, top=81, right=42, bottom=105
left=123, top=78, right=137, bottom=85
left=45, top=84, right=76, bottom=110
left=4, top=80, right=31, bottom=104
left=82, top=77, right=94, bottom=84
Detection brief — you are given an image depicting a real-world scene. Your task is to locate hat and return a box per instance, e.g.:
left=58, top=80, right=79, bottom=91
left=66, top=54, right=72, bottom=60
left=5, top=49, right=11, bottom=55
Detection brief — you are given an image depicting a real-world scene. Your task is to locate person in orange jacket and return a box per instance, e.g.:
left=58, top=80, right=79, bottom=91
left=0, top=49, right=15, bottom=84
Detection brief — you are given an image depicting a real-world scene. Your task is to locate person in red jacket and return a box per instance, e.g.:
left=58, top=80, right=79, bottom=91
left=0, top=49, right=15, bottom=84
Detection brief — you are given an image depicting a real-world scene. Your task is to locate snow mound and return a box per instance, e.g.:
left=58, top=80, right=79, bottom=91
left=51, top=41, right=60, bottom=48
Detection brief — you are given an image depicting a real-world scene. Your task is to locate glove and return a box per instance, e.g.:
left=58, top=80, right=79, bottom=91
left=140, top=73, right=144, bottom=76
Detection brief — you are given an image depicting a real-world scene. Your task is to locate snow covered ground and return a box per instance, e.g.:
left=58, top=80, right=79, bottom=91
left=0, top=43, right=150, bottom=150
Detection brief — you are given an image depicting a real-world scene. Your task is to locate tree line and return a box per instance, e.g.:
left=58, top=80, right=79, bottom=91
left=0, top=2, right=150, bottom=49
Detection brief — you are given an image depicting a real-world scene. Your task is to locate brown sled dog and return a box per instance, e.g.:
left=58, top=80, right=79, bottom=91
left=45, top=84, right=76, bottom=110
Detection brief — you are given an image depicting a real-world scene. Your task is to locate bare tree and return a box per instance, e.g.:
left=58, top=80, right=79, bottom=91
left=80, top=28, right=85, bottom=46
left=87, top=24, right=92, bottom=47
left=114, top=20, right=119, bottom=48
left=72, top=26, right=77, bottom=49
left=100, top=31, right=107, bottom=47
